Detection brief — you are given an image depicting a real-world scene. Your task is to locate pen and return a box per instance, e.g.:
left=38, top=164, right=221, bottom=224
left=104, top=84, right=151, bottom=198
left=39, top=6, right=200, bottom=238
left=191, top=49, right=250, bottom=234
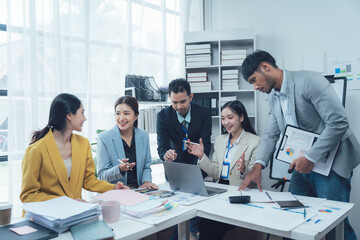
left=265, top=191, right=273, bottom=200
left=304, top=208, right=306, bottom=219
left=118, top=159, right=132, bottom=170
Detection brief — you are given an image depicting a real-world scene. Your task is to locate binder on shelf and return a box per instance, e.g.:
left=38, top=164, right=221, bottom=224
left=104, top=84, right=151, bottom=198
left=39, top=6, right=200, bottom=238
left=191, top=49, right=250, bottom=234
left=211, top=98, right=218, bottom=116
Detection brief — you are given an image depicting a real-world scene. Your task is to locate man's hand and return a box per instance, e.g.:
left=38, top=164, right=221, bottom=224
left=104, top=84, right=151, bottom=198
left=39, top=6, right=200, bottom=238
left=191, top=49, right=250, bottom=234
left=113, top=182, right=129, bottom=190
left=238, top=163, right=263, bottom=191
left=289, top=156, right=314, bottom=174
left=164, top=149, right=177, bottom=162
left=139, top=181, right=159, bottom=190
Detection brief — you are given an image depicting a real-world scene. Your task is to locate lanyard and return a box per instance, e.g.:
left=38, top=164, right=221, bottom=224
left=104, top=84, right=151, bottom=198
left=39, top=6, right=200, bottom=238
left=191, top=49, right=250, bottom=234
left=225, top=137, right=234, bottom=160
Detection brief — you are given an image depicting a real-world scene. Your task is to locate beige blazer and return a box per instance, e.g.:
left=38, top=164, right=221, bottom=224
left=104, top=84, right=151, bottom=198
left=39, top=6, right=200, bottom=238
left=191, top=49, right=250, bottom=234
left=198, top=131, right=260, bottom=186
left=20, top=130, right=114, bottom=203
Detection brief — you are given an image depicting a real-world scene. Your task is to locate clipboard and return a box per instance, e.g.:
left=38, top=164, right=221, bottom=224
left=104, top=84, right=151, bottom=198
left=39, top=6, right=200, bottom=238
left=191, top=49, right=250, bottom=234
left=275, top=125, right=339, bottom=176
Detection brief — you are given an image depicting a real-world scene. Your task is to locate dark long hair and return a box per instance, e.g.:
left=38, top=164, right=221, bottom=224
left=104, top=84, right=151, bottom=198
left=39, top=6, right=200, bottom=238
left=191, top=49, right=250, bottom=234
left=114, top=96, right=139, bottom=128
left=221, top=100, right=256, bottom=135
left=30, top=93, right=81, bottom=144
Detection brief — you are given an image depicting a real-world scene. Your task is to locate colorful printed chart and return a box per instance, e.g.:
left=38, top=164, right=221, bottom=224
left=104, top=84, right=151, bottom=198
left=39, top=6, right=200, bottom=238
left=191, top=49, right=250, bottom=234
left=286, top=148, right=294, bottom=156
left=319, top=209, right=332, bottom=213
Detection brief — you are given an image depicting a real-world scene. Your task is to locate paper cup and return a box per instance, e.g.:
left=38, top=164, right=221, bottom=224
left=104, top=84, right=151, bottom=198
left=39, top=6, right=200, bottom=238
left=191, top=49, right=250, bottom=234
left=101, top=201, right=120, bottom=224
left=0, top=202, right=12, bottom=226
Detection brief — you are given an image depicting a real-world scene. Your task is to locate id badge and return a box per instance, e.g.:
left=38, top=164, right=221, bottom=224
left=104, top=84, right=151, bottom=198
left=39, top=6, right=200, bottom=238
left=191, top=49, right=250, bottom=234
left=182, top=138, right=188, bottom=151
left=221, top=161, right=230, bottom=178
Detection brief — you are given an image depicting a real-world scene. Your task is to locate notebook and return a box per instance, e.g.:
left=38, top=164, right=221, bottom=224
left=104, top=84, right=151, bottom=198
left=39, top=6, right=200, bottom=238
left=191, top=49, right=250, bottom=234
left=70, top=220, right=114, bottom=240
left=0, top=220, right=58, bottom=240
left=163, top=161, right=227, bottom=196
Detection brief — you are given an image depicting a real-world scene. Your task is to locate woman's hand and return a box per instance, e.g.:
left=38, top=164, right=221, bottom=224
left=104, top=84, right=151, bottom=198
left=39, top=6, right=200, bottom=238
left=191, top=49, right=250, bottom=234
left=113, top=182, right=129, bottom=190
left=187, top=138, right=205, bottom=159
left=118, top=158, right=136, bottom=172
left=236, top=152, right=246, bottom=175
left=75, top=198, right=87, bottom=202
left=139, top=181, right=159, bottom=190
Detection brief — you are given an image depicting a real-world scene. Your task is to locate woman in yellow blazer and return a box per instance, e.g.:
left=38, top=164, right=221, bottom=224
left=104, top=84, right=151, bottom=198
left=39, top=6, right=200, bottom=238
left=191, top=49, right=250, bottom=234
left=187, top=100, right=262, bottom=240
left=20, top=93, right=126, bottom=203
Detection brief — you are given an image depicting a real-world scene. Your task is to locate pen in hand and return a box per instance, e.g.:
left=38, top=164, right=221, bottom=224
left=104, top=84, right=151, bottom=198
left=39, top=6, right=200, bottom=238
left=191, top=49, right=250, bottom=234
left=118, top=158, right=133, bottom=171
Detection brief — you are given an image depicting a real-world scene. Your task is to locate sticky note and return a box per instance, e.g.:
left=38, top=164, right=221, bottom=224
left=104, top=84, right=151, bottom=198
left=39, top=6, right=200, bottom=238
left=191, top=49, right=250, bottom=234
left=10, top=225, right=37, bottom=235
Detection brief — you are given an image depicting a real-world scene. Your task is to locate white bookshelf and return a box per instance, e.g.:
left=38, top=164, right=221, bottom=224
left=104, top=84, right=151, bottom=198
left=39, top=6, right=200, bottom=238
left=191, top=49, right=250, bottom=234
left=184, top=28, right=257, bottom=142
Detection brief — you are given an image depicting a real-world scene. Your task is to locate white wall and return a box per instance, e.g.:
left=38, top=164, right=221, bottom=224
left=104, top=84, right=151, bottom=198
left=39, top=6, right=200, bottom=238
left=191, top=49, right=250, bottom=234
left=207, top=0, right=360, bottom=236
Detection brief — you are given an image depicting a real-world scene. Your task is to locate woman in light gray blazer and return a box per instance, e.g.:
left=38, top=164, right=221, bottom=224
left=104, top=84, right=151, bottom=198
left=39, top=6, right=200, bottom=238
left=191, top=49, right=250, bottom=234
left=97, top=96, right=158, bottom=189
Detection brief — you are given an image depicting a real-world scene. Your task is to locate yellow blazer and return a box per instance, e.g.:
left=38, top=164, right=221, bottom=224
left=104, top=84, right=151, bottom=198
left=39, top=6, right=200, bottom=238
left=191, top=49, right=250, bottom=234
left=198, top=131, right=260, bottom=186
left=20, top=130, right=114, bottom=203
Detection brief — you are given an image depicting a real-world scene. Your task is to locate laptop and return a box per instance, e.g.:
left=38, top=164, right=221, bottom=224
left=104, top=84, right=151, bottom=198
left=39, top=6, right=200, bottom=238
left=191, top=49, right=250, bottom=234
left=163, top=161, right=227, bottom=197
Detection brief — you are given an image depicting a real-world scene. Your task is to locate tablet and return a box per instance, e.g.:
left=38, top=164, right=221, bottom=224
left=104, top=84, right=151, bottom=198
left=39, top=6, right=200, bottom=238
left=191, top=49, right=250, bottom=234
left=275, top=200, right=305, bottom=208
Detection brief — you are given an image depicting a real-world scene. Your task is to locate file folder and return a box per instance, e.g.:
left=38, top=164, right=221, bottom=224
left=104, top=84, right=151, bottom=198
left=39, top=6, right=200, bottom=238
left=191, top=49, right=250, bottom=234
left=0, top=220, right=58, bottom=240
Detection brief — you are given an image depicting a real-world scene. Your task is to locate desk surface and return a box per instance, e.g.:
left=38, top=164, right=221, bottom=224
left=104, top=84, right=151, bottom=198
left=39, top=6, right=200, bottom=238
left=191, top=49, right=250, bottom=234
left=22, top=183, right=352, bottom=240
left=194, top=183, right=353, bottom=240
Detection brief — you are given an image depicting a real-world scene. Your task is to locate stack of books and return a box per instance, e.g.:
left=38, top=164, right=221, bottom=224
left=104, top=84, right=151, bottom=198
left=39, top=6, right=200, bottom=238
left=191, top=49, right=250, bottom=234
left=221, top=49, right=247, bottom=66
left=186, top=72, right=212, bottom=92
left=23, top=196, right=101, bottom=233
left=222, top=69, right=239, bottom=90
left=220, top=96, right=237, bottom=107
left=185, top=43, right=212, bottom=67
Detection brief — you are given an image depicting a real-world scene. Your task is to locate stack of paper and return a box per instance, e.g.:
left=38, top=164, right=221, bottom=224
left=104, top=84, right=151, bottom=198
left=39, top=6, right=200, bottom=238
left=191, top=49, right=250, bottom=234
left=221, top=49, right=247, bottom=66
left=222, top=69, right=239, bottom=90
left=185, top=44, right=212, bottom=67
left=23, top=196, right=101, bottom=233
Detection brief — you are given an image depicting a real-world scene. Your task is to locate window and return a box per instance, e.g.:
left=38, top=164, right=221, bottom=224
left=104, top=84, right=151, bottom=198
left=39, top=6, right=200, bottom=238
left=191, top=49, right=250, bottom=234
left=4, top=0, right=181, bottom=213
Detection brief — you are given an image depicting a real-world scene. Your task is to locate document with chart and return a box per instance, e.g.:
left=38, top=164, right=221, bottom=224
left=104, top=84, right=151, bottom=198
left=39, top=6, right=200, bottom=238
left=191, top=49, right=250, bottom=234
left=276, top=125, right=339, bottom=176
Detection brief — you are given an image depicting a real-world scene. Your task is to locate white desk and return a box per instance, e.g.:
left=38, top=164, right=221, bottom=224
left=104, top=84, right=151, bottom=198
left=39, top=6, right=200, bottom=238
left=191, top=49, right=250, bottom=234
left=194, top=183, right=352, bottom=240
left=29, top=183, right=353, bottom=240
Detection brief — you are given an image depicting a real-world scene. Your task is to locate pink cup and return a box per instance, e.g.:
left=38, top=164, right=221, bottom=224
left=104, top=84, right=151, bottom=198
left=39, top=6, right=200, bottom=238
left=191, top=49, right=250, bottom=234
left=101, top=201, right=120, bottom=224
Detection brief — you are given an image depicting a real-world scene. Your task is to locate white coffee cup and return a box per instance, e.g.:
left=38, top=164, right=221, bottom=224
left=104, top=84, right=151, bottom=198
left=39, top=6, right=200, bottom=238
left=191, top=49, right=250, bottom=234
left=0, top=202, right=12, bottom=226
left=101, top=201, right=120, bottom=224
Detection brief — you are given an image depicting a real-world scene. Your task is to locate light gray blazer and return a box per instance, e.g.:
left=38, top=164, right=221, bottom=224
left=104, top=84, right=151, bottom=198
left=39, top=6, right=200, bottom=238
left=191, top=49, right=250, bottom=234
left=256, top=70, right=360, bottom=178
left=97, top=126, right=152, bottom=185
left=198, top=131, right=261, bottom=186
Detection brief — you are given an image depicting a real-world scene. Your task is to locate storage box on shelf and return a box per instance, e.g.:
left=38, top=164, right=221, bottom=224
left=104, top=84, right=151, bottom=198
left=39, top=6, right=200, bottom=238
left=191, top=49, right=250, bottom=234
left=184, top=28, right=257, bottom=141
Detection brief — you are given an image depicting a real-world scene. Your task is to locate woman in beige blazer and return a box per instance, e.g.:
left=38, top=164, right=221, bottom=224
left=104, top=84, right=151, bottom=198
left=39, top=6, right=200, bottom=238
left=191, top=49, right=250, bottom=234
left=188, top=100, right=260, bottom=187
left=187, top=100, right=262, bottom=240
left=20, top=93, right=126, bottom=204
